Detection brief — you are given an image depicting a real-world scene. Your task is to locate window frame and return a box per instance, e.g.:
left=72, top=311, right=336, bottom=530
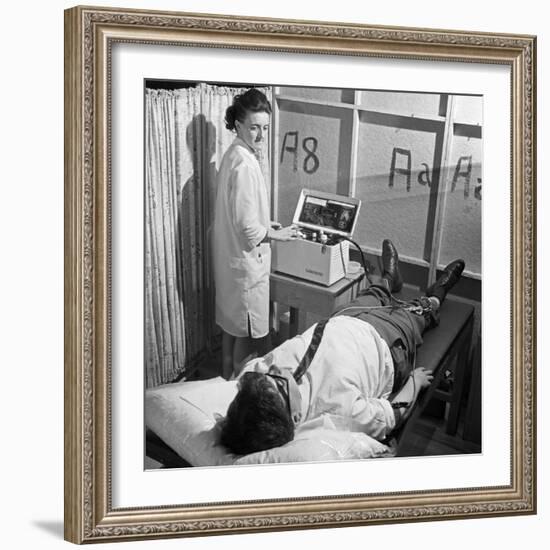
left=271, top=85, right=482, bottom=300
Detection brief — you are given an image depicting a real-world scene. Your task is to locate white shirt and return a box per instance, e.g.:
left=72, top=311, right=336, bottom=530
left=244, top=316, right=397, bottom=440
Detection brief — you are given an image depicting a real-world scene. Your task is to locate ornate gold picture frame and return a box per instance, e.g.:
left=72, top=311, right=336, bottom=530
left=64, top=5, right=536, bottom=544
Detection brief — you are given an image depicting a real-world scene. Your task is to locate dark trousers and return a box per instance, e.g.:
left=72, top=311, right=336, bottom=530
left=333, top=279, right=438, bottom=392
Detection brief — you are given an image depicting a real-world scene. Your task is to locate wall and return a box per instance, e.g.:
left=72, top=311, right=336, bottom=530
left=0, top=1, right=546, bottom=550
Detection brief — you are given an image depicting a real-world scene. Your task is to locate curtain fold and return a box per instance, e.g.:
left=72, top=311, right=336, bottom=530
left=145, top=88, right=201, bottom=387
left=175, top=87, right=204, bottom=373
left=145, top=84, right=272, bottom=388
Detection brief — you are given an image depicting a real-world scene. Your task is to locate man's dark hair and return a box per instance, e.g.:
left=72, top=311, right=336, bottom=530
left=220, top=372, right=294, bottom=455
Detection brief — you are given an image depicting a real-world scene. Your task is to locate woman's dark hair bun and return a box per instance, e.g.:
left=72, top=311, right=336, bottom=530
left=225, top=88, right=271, bottom=131
left=225, top=104, right=237, bottom=131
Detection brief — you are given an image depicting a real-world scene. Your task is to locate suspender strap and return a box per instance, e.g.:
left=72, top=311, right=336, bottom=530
left=293, top=318, right=329, bottom=382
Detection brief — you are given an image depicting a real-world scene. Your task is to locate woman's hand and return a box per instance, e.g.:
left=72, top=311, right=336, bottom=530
left=411, top=367, right=434, bottom=390
left=268, top=224, right=302, bottom=242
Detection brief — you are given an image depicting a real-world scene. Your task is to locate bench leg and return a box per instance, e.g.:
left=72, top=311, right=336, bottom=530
left=289, top=306, right=299, bottom=338
left=446, top=316, right=474, bottom=435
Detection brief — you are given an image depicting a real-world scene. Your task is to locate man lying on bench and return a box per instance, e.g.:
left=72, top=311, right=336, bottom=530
left=220, top=239, right=465, bottom=456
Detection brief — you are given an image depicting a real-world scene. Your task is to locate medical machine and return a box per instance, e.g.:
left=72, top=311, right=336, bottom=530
left=272, top=189, right=361, bottom=286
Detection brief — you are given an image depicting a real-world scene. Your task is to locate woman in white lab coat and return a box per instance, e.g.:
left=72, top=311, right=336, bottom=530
left=213, top=89, right=297, bottom=379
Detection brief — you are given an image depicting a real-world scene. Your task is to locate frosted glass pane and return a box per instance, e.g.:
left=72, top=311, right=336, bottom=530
left=278, top=86, right=353, bottom=103
left=453, top=95, right=483, bottom=125
left=360, top=91, right=442, bottom=117
left=276, top=101, right=352, bottom=226
left=438, top=134, right=482, bottom=275
left=354, top=120, right=437, bottom=260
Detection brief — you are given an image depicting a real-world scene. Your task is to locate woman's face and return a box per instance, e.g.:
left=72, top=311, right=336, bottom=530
left=235, top=111, right=270, bottom=153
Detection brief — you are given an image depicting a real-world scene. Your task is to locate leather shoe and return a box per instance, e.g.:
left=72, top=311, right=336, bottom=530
left=381, top=239, right=403, bottom=293
left=426, top=259, right=465, bottom=304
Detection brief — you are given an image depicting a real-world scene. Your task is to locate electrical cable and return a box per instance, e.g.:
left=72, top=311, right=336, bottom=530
left=331, top=237, right=437, bottom=427
left=341, top=237, right=369, bottom=282
left=408, top=347, right=417, bottom=416
left=320, top=232, right=431, bottom=410
left=335, top=296, right=427, bottom=423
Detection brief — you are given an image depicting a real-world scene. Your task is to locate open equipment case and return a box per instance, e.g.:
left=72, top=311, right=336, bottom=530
left=272, top=189, right=361, bottom=286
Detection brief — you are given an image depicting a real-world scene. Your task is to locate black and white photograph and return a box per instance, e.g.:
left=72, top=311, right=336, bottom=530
left=144, top=81, right=483, bottom=469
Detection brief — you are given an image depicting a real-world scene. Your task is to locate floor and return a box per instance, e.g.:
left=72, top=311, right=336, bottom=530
left=397, top=401, right=481, bottom=457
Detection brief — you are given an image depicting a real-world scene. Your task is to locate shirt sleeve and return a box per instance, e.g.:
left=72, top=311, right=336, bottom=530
left=349, top=394, right=396, bottom=440
left=229, top=160, right=267, bottom=251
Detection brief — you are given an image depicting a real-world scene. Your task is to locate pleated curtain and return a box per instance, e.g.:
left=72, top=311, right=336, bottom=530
left=145, top=88, right=195, bottom=388
left=145, top=84, right=272, bottom=388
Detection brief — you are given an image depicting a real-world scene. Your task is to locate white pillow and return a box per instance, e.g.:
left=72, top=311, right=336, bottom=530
left=145, top=377, right=392, bottom=467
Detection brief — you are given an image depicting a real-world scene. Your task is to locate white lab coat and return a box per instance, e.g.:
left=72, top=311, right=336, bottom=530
left=213, top=137, right=271, bottom=338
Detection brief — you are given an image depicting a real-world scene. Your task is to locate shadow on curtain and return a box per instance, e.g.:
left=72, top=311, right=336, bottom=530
left=145, top=84, right=269, bottom=388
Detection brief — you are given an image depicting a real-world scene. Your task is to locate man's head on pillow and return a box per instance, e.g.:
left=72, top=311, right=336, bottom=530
left=220, top=367, right=302, bottom=455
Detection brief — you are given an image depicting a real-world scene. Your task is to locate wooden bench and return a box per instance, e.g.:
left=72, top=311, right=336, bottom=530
left=391, top=292, right=475, bottom=452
